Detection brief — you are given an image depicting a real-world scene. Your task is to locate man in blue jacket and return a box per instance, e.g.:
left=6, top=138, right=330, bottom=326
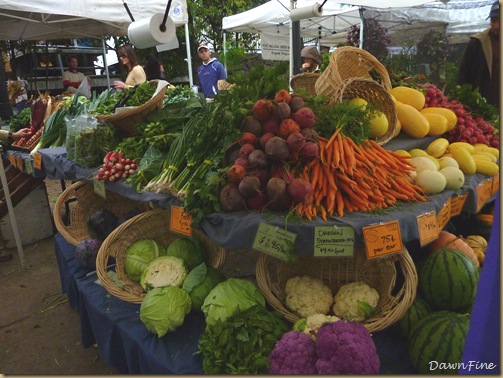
left=196, top=42, right=227, bottom=98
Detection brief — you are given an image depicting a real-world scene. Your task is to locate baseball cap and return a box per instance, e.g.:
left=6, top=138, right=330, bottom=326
left=197, top=42, right=210, bottom=52
left=487, top=1, right=499, bottom=19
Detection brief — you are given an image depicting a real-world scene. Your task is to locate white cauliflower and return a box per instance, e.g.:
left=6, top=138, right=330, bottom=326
left=332, top=281, right=379, bottom=322
left=285, top=275, right=333, bottom=318
left=304, top=314, right=340, bottom=339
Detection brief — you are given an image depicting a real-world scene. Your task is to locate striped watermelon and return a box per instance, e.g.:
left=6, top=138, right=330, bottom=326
left=408, top=311, right=470, bottom=374
left=419, top=247, right=479, bottom=311
left=398, top=295, right=432, bottom=338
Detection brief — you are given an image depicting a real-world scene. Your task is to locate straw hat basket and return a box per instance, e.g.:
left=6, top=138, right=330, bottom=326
left=331, top=77, right=398, bottom=145
left=255, top=247, right=417, bottom=333
left=96, top=80, right=168, bottom=138
left=96, top=207, right=227, bottom=303
left=315, top=46, right=392, bottom=99
left=53, top=180, right=151, bottom=246
left=290, top=72, right=321, bottom=96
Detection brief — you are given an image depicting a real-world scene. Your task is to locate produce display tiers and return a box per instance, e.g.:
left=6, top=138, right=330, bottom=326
left=9, top=145, right=498, bottom=255
left=54, top=231, right=418, bottom=374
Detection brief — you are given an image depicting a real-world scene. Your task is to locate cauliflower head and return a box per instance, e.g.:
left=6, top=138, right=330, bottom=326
left=285, top=276, right=333, bottom=318
left=315, top=320, right=380, bottom=374
left=332, top=281, right=379, bottom=321
left=268, top=331, right=317, bottom=374
left=297, top=314, right=340, bottom=340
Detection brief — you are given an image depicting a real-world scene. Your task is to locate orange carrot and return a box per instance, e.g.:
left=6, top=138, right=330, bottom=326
left=325, top=128, right=341, bottom=149
left=342, top=137, right=356, bottom=175
left=335, top=189, right=344, bottom=217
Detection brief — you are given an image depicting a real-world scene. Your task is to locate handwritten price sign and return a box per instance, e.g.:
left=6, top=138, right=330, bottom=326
left=170, top=205, right=193, bottom=236
left=417, top=211, right=438, bottom=246
left=436, top=198, right=451, bottom=231
left=491, top=175, right=499, bottom=196
left=476, top=179, right=493, bottom=212
left=33, top=152, right=42, bottom=170
left=252, top=222, right=297, bottom=261
left=362, top=220, right=403, bottom=259
left=450, top=193, right=468, bottom=217
left=314, top=226, right=355, bottom=257
left=93, top=177, right=106, bottom=199
left=8, top=152, right=15, bottom=167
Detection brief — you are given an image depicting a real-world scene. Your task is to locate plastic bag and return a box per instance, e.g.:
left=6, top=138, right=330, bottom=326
left=75, top=77, right=91, bottom=99
left=66, top=114, right=97, bottom=162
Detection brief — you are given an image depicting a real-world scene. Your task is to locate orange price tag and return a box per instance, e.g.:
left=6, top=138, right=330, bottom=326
left=436, top=198, right=451, bottom=231
left=16, top=156, right=24, bottom=171
left=8, top=152, right=16, bottom=166
left=417, top=211, right=439, bottom=246
left=491, top=175, right=500, bottom=196
left=450, top=193, right=468, bottom=217
left=476, top=179, right=493, bottom=212
left=170, top=205, right=192, bottom=236
left=33, top=152, right=42, bottom=170
left=362, top=220, right=403, bottom=259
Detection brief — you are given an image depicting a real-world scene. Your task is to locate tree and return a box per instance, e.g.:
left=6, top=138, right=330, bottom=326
left=346, top=18, right=391, bottom=61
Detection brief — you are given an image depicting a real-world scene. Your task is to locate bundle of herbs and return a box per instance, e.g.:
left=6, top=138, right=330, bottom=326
left=74, top=124, right=120, bottom=168
left=89, top=82, right=157, bottom=116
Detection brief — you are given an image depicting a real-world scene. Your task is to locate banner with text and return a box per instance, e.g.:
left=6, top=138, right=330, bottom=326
left=261, top=34, right=290, bottom=61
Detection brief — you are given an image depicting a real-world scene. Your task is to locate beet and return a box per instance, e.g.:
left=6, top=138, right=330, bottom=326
left=242, top=116, right=263, bottom=137
left=274, top=89, right=292, bottom=104
left=234, top=157, right=251, bottom=171
left=248, top=149, right=268, bottom=169
left=262, top=119, right=279, bottom=134
left=273, top=102, right=292, bottom=121
left=252, top=168, right=270, bottom=189
left=278, top=119, right=301, bottom=139
left=288, top=178, right=313, bottom=204
left=301, top=127, right=318, bottom=141
left=252, top=99, right=274, bottom=121
left=264, top=136, right=290, bottom=162
left=220, top=183, right=245, bottom=212
left=238, top=175, right=262, bottom=198
left=227, top=164, right=247, bottom=183
left=298, top=142, right=320, bottom=161
left=286, top=132, right=306, bottom=153
left=239, top=143, right=256, bottom=159
left=292, top=107, right=315, bottom=128
left=289, top=96, right=305, bottom=113
left=260, top=132, right=276, bottom=149
left=239, top=132, right=258, bottom=147
left=266, top=177, right=291, bottom=211
left=246, top=191, right=267, bottom=210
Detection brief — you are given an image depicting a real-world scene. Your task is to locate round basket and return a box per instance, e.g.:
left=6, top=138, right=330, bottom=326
left=96, top=207, right=227, bottom=303
left=290, top=72, right=320, bottom=96
left=315, top=46, right=391, bottom=99
left=332, top=77, right=398, bottom=145
left=96, top=80, right=167, bottom=138
left=255, top=247, right=417, bottom=333
left=53, top=180, right=151, bottom=246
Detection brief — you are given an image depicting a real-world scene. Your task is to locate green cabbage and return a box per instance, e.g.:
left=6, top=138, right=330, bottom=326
left=165, top=237, right=205, bottom=270
left=201, top=278, right=266, bottom=327
left=182, top=263, right=225, bottom=311
left=140, top=256, right=188, bottom=291
left=140, top=285, right=192, bottom=337
left=124, top=239, right=163, bottom=282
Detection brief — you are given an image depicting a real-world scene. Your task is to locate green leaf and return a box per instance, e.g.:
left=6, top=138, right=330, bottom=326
left=357, top=300, right=378, bottom=318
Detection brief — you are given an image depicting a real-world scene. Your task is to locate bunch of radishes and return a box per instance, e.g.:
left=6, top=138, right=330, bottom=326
left=423, top=84, right=498, bottom=148
left=96, top=151, right=138, bottom=182
left=219, top=90, right=316, bottom=213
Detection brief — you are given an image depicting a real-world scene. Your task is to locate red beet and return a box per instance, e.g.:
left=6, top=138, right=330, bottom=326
left=287, top=178, right=313, bottom=204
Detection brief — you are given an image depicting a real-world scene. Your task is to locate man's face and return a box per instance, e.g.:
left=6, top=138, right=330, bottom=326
left=490, top=17, right=499, bottom=37
left=69, top=58, right=78, bottom=70
left=198, top=47, right=211, bottom=61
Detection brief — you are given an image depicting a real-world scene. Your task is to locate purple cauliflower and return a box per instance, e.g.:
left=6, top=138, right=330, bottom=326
left=269, top=331, right=317, bottom=374
left=315, top=320, right=380, bottom=374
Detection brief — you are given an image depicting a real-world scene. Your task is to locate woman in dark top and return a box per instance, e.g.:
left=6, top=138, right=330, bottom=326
left=144, top=54, right=165, bottom=81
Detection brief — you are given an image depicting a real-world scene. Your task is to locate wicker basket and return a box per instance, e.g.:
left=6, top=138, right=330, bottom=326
left=332, top=77, right=398, bottom=145
left=255, top=247, right=417, bottom=333
left=315, top=46, right=391, bottom=99
left=96, top=207, right=227, bottom=303
left=290, top=72, right=320, bottom=96
left=96, top=80, right=168, bottom=138
left=53, top=181, right=151, bottom=246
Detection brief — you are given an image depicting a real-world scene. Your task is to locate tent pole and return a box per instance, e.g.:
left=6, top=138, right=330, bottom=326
left=184, top=23, right=194, bottom=86
left=358, top=7, right=364, bottom=49
left=223, top=31, right=227, bottom=72
left=102, top=38, right=111, bottom=89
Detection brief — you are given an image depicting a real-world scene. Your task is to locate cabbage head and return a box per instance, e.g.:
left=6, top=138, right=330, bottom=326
left=124, top=239, right=164, bottom=282
left=140, top=285, right=192, bottom=337
left=140, top=256, right=188, bottom=291
left=202, top=278, right=265, bottom=327
left=182, top=263, right=225, bottom=311
left=165, top=237, right=205, bottom=270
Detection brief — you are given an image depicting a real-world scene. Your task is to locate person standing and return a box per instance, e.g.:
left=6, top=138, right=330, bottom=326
left=62, top=55, right=87, bottom=94
left=458, top=1, right=500, bottom=106
left=0, top=47, right=13, bottom=121
left=144, top=54, right=165, bottom=81
left=196, top=42, right=227, bottom=98
left=114, top=44, right=147, bottom=90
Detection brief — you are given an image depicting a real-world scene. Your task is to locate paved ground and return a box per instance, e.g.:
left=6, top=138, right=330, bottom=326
left=0, top=179, right=117, bottom=375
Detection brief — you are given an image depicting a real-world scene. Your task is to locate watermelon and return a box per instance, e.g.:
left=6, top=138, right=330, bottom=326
left=408, top=311, right=470, bottom=374
left=398, top=295, right=432, bottom=338
left=419, top=248, right=479, bottom=311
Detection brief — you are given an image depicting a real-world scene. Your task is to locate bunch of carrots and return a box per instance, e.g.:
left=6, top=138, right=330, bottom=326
left=295, top=129, right=426, bottom=221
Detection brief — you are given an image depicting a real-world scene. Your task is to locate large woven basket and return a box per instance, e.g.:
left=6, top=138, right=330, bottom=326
left=332, top=77, right=398, bottom=145
left=255, top=247, right=417, bottom=333
left=290, top=72, right=320, bottom=96
left=53, top=181, right=151, bottom=246
left=96, top=80, right=168, bottom=138
left=315, top=46, right=391, bottom=99
left=96, top=207, right=227, bottom=303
